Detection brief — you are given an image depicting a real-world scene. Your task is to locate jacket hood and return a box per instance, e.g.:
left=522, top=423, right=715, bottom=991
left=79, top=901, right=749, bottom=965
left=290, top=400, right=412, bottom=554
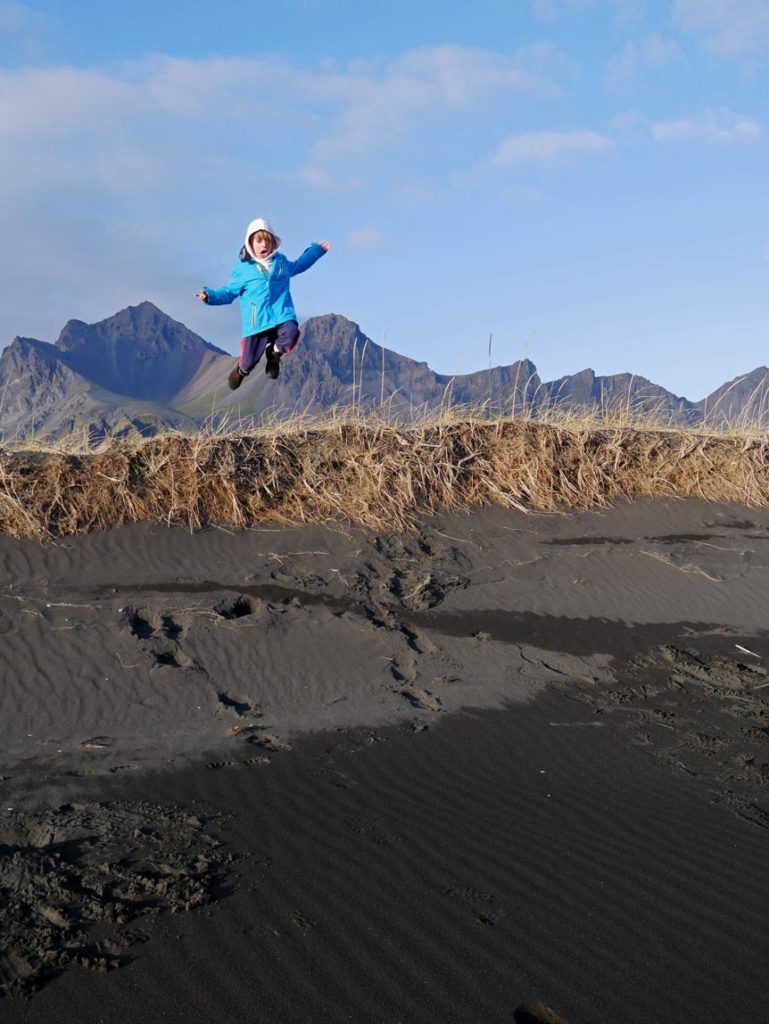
left=244, top=217, right=282, bottom=260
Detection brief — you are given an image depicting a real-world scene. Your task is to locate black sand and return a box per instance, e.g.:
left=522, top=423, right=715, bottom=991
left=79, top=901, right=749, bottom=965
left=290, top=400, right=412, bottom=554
left=2, top=498, right=769, bottom=1021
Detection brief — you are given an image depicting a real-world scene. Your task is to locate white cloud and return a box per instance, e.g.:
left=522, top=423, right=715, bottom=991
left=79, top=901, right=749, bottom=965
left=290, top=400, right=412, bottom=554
left=605, top=34, right=683, bottom=93
left=306, top=45, right=558, bottom=167
left=651, top=106, right=762, bottom=142
left=0, top=67, right=141, bottom=142
left=489, top=129, right=614, bottom=166
left=674, top=0, right=769, bottom=58
left=0, top=45, right=558, bottom=195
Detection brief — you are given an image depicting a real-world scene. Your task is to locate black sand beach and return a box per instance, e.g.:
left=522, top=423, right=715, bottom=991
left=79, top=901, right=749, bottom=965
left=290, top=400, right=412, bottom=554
left=2, top=498, right=769, bottom=1022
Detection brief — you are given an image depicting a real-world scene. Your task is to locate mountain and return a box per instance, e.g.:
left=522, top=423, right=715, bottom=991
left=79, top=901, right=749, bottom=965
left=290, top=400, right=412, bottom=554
left=0, top=303, right=218, bottom=441
left=0, top=335, right=185, bottom=441
left=541, top=368, right=697, bottom=424
left=56, top=302, right=227, bottom=404
left=179, top=315, right=542, bottom=420
left=0, top=302, right=764, bottom=441
left=692, top=367, right=769, bottom=427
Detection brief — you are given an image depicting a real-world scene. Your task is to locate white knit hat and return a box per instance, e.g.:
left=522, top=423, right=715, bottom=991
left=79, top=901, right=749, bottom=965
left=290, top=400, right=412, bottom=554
left=244, top=218, right=282, bottom=259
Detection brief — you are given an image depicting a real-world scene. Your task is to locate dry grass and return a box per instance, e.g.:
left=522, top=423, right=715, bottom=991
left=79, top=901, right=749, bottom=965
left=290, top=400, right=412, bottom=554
left=1, top=407, right=768, bottom=540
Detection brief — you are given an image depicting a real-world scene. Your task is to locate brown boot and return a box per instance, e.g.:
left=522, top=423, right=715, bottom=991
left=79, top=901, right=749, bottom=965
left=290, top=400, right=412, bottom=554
left=228, top=363, right=247, bottom=390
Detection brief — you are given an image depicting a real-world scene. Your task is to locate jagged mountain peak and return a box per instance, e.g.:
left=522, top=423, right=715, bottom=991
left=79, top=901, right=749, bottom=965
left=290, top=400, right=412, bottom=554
left=57, top=301, right=223, bottom=354
left=53, top=302, right=228, bottom=404
left=696, top=366, right=769, bottom=422
left=6, top=335, right=57, bottom=354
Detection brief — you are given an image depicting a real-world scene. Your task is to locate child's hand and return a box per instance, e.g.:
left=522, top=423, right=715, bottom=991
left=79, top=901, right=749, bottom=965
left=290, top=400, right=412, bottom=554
left=194, top=289, right=208, bottom=302
left=319, top=241, right=331, bottom=252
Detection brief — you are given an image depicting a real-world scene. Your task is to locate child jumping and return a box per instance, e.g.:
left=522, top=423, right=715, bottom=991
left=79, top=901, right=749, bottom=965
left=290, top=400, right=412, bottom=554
left=196, top=217, right=330, bottom=389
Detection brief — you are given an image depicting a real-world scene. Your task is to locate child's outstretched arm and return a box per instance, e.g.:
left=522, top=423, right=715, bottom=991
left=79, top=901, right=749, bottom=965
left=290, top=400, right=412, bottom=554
left=195, top=267, right=244, bottom=305
left=286, top=241, right=331, bottom=277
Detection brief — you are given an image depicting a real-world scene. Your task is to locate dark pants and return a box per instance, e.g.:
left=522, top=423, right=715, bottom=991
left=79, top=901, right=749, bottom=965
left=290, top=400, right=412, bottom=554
left=239, top=320, right=300, bottom=373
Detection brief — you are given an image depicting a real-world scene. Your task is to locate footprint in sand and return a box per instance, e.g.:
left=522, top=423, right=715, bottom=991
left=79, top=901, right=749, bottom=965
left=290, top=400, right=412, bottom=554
left=247, top=733, right=292, bottom=752
left=399, top=687, right=443, bottom=711
left=124, top=607, right=156, bottom=639
left=152, top=646, right=193, bottom=669
left=123, top=606, right=194, bottom=670
left=217, top=691, right=259, bottom=717
left=159, top=614, right=184, bottom=640
left=241, top=754, right=271, bottom=766
left=124, top=606, right=186, bottom=641
left=213, top=595, right=260, bottom=620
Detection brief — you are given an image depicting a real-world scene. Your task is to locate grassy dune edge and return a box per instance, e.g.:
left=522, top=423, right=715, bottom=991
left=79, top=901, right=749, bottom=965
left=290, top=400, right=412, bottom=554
left=1, top=418, right=768, bottom=539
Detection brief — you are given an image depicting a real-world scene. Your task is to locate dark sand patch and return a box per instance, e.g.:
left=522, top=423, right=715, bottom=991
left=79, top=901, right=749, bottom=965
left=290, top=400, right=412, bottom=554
left=2, top=693, right=768, bottom=1023
left=0, top=801, right=230, bottom=997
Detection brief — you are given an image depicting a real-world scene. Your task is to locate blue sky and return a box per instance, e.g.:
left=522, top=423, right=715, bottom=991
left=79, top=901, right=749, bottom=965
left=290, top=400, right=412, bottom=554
left=0, top=0, right=767, bottom=399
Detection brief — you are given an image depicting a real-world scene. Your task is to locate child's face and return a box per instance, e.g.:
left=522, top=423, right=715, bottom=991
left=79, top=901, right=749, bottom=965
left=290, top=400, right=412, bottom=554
left=250, top=233, right=274, bottom=259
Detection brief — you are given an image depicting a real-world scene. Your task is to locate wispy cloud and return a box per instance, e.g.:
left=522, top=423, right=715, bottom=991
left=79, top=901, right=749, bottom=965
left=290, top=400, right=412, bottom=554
left=305, top=44, right=559, bottom=168
left=0, top=66, right=141, bottom=142
left=0, top=45, right=560, bottom=195
left=489, top=129, right=614, bottom=166
left=650, top=106, right=762, bottom=143
left=605, top=35, right=683, bottom=93
left=674, top=0, right=769, bottom=59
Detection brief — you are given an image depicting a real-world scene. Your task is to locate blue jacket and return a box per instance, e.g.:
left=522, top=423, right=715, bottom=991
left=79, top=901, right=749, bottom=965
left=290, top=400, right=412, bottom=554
left=204, top=243, right=325, bottom=336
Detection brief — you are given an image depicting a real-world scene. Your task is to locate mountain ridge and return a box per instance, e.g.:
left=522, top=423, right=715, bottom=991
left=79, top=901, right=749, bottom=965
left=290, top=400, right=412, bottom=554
left=1, top=302, right=767, bottom=440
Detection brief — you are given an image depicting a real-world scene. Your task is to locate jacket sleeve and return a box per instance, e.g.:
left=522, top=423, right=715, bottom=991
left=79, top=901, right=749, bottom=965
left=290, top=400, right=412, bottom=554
left=203, top=264, right=243, bottom=305
left=286, top=243, right=325, bottom=277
